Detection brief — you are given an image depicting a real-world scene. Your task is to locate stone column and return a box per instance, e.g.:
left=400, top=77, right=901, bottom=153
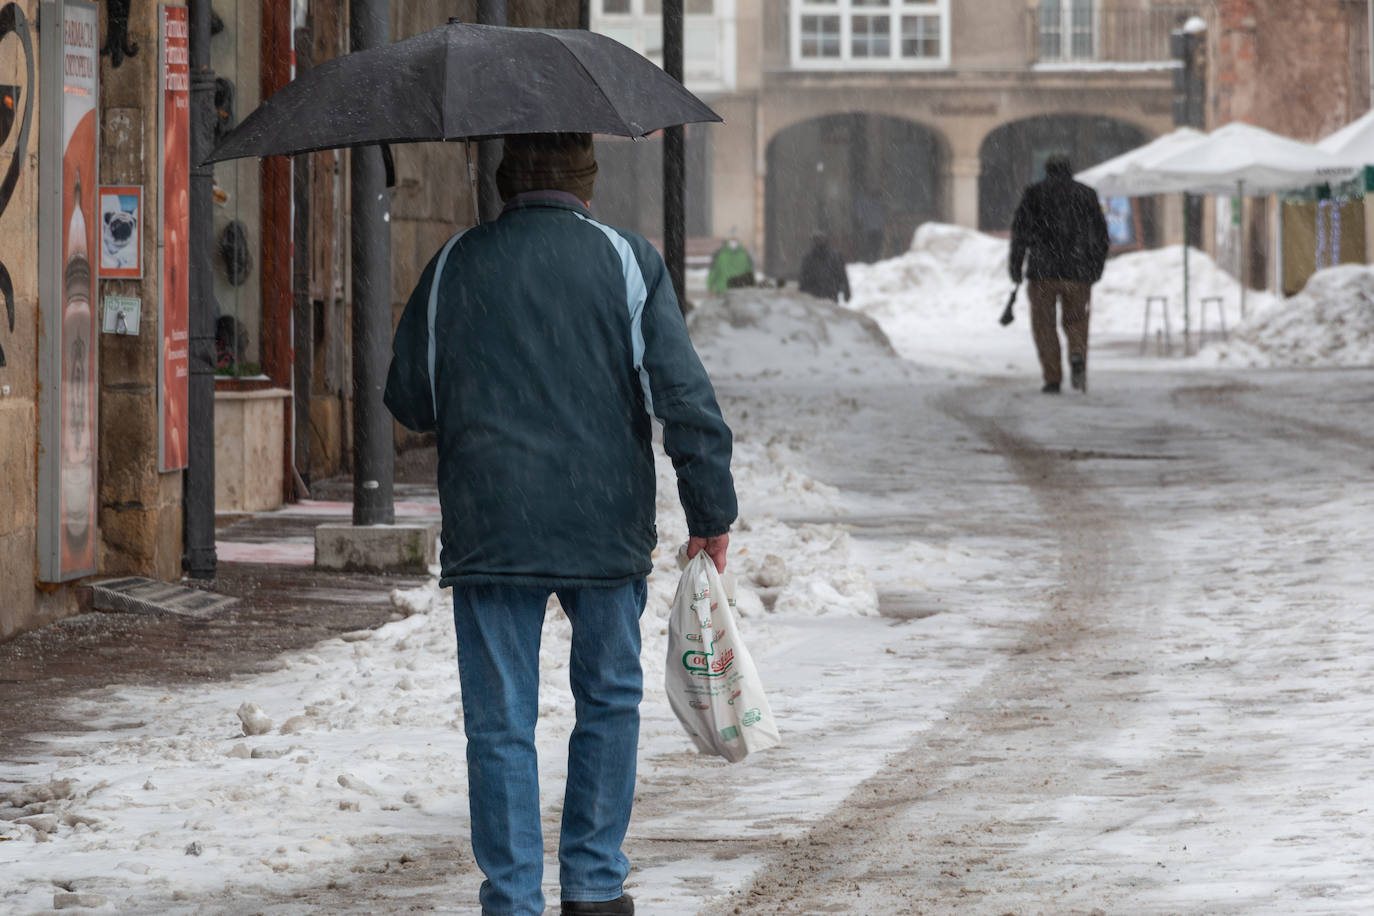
left=948, top=156, right=982, bottom=230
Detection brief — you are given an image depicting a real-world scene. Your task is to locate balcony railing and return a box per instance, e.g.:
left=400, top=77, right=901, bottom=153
left=1031, top=4, right=1201, bottom=66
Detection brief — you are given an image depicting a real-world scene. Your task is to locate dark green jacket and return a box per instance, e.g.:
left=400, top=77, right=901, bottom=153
left=385, top=197, right=736, bottom=590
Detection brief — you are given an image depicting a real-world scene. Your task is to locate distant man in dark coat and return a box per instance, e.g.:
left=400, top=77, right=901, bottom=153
left=1009, top=154, right=1110, bottom=393
left=385, top=132, right=736, bottom=916
left=798, top=231, right=851, bottom=303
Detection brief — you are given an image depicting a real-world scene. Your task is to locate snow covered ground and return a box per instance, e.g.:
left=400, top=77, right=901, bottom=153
left=3, top=225, right=1373, bottom=914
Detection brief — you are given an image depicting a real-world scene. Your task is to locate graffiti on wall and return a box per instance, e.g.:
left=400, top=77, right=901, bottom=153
left=0, top=2, right=35, bottom=368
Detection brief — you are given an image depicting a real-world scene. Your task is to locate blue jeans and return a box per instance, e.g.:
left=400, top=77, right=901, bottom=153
left=452, top=580, right=647, bottom=916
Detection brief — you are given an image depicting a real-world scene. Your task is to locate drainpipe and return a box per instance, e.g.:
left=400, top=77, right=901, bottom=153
left=663, top=0, right=686, bottom=312
left=349, top=0, right=394, bottom=527
left=476, top=0, right=507, bottom=223
left=185, top=0, right=217, bottom=579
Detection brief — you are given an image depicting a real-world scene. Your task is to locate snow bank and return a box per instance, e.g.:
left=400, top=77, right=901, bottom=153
left=1198, top=264, right=1374, bottom=368
left=848, top=223, right=1008, bottom=325
left=845, top=223, right=1273, bottom=367
left=1092, top=244, right=1275, bottom=336
left=687, top=286, right=905, bottom=381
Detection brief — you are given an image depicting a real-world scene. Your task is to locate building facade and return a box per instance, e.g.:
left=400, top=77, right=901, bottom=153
left=593, top=0, right=1187, bottom=277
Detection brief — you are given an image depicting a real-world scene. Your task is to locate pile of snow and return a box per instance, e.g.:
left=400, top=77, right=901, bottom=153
left=687, top=286, right=906, bottom=381
left=1198, top=264, right=1374, bottom=368
left=1091, top=244, right=1275, bottom=336
left=845, top=223, right=1270, bottom=369
left=848, top=222, right=1009, bottom=322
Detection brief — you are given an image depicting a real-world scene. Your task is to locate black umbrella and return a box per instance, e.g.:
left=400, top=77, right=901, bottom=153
left=205, top=22, right=721, bottom=164
left=999, top=283, right=1019, bottom=326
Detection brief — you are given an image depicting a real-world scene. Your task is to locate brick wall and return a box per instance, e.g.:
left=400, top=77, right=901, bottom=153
left=1212, top=0, right=1364, bottom=140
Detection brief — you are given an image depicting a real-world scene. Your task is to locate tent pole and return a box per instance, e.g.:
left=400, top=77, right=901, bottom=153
left=1238, top=180, right=1247, bottom=320
left=1182, top=192, right=1191, bottom=355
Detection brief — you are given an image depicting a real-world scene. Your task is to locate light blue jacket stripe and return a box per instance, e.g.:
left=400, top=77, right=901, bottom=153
left=572, top=212, right=656, bottom=419
left=427, top=229, right=470, bottom=416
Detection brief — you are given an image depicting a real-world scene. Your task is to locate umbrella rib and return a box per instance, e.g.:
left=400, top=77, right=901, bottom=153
left=542, top=31, right=638, bottom=138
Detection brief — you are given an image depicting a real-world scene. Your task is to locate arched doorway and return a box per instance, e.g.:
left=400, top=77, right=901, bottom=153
left=766, top=114, right=947, bottom=279
left=979, top=115, right=1151, bottom=237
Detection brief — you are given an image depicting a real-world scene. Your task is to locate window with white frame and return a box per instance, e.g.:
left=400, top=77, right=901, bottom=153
left=792, top=0, right=949, bottom=67
left=593, top=0, right=734, bottom=91
left=1038, top=0, right=1096, bottom=61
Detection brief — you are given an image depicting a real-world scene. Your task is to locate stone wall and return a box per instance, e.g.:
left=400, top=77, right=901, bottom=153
left=0, top=0, right=51, bottom=639
left=97, top=1, right=184, bottom=581
left=1211, top=0, right=1366, bottom=140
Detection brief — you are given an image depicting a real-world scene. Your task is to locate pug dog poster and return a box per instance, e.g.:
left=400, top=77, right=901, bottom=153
left=99, top=185, right=142, bottom=278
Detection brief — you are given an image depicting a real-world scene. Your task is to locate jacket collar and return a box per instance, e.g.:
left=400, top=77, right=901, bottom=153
left=501, top=190, right=592, bottom=217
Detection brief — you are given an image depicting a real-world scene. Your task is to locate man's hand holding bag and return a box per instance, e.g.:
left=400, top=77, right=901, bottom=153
left=665, top=552, right=781, bottom=763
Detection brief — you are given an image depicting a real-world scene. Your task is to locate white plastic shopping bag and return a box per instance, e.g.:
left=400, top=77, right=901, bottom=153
left=665, top=552, right=780, bottom=763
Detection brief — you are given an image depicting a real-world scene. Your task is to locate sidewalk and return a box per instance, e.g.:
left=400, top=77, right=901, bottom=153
left=0, top=477, right=439, bottom=756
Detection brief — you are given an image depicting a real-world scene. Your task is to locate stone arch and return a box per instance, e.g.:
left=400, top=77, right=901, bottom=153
left=977, top=114, right=1153, bottom=234
left=764, top=112, right=950, bottom=278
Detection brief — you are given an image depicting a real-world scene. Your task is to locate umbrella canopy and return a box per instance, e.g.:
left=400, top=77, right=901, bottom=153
left=1148, top=122, right=1359, bottom=196
left=1076, top=127, right=1206, bottom=197
left=206, top=22, right=721, bottom=164
left=1317, top=108, right=1374, bottom=165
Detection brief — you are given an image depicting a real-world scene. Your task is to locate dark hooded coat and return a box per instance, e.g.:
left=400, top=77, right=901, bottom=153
left=1009, top=167, right=1110, bottom=284
left=798, top=238, right=850, bottom=302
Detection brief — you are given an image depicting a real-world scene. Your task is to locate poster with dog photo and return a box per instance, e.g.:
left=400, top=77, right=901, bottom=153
left=98, top=185, right=141, bottom=278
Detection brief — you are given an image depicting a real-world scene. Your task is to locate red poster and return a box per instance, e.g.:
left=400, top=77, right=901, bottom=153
left=159, top=4, right=189, bottom=471
left=58, top=3, right=99, bottom=576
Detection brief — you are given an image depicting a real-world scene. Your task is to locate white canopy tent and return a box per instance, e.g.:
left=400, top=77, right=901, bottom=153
left=1076, top=127, right=1207, bottom=196
left=1317, top=108, right=1374, bottom=163
left=1150, top=122, right=1361, bottom=319
left=1079, top=123, right=1361, bottom=342
left=1150, top=121, right=1359, bottom=196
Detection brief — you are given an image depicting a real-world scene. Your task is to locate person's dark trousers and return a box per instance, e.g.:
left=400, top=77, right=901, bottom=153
left=1028, top=279, right=1091, bottom=386
left=451, top=580, right=647, bottom=916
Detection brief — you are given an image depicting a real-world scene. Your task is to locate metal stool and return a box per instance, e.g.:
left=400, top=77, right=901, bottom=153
left=1198, top=295, right=1227, bottom=346
left=1141, top=295, right=1172, bottom=356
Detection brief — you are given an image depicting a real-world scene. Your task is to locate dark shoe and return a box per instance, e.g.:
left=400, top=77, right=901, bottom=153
left=1041, top=382, right=1061, bottom=394
left=1070, top=355, right=1086, bottom=392
left=562, top=894, right=634, bottom=915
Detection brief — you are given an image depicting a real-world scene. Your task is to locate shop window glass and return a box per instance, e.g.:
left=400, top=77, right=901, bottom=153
left=210, top=0, right=264, bottom=377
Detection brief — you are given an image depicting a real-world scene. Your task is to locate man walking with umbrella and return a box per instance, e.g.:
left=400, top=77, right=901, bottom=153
left=386, top=132, right=736, bottom=916
left=1008, top=154, right=1109, bottom=393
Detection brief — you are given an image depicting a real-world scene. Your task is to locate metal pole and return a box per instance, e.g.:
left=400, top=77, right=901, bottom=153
left=1182, top=193, right=1191, bottom=356
left=476, top=1, right=507, bottom=224
left=185, top=0, right=217, bottom=579
left=349, top=0, right=394, bottom=526
left=663, top=0, right=686, bottom=311
left=1238, top=180, right=1247, bottom=320
left=293, top=22, right=314, bottom=495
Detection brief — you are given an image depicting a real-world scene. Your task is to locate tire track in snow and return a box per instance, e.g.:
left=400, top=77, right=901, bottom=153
left=712, top=380, right=1159, bottom=915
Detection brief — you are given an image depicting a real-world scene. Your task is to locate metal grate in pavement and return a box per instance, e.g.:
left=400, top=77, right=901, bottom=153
left=90, top=577, right=240, bottom=619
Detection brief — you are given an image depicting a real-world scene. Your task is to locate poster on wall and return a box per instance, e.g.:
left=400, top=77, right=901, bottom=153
left=98, top=184, right=142, bottom=278
left=1101, top=196, right=1141, bottom=251
left=37, top=0, right=99, bottom=581
left=159, top=4, right=189, bottom=471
